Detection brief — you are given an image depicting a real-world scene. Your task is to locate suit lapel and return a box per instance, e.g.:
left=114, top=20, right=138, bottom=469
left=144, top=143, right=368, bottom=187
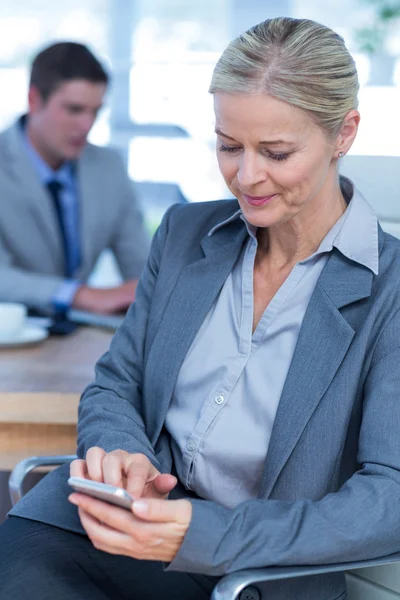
left=5, top=121, right=62, bottom=262
left=258, top=250, right=374, bottom=498
left=144, top=218, right=248, bottom=443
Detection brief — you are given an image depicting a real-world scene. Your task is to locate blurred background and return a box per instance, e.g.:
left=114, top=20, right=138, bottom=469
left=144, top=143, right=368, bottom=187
left=1, top=0, right=399, bottom=240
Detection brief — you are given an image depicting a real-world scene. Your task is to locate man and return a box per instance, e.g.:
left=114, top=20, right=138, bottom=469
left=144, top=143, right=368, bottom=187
left=0, top=42, right=150, bottom=314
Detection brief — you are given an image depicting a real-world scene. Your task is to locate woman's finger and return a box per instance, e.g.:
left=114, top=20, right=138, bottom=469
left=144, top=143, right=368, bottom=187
left=152, top=473, right=177, bottom=497
left=85, top=446, right=106, bottom=482
left=132, top=498, right=192, bottom=525
left=125, top=454, right=157, bottom=500
left=69, top=458, right=87, bottom=478
left=101, top=452, right=126, bottom=487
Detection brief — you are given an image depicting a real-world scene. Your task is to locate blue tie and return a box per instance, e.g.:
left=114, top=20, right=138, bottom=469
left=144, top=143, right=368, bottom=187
left=47, top=179, right=73, bottom=278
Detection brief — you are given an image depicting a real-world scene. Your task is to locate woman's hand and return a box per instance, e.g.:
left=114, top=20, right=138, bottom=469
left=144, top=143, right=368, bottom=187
left=70, top=447, right=177, bottom=500
left=68, top=494, right=192, bottom=562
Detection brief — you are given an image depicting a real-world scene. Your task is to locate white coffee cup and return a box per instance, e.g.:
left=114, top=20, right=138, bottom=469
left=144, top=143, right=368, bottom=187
left=0, top=303, right=27, bottom=339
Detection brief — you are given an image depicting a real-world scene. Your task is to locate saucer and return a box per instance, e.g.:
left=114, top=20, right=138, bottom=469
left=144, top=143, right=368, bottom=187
left=0, top=325, right=49, bottom=348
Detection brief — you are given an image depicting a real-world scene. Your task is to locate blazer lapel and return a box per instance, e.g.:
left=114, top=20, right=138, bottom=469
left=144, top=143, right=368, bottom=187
left=5, top=121, right=62, bottom=262
left=144, top=218, right=248, bottom=444
left=258, top=250, right=374, bottom=498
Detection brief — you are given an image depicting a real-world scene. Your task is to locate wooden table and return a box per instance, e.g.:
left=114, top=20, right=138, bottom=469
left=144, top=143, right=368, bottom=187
left=0, top=327, right=113, bottom=469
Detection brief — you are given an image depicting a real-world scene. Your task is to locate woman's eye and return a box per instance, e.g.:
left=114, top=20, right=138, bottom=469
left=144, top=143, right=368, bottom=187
left=267, top=152, right=289, bottom=161
left=218, top=144, right=290, bottom=161
left=218, top=144, right=240, bottom=153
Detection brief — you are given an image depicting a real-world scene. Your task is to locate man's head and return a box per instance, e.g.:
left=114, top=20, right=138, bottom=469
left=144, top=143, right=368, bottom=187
left=26, top=42, right=109, bottom=168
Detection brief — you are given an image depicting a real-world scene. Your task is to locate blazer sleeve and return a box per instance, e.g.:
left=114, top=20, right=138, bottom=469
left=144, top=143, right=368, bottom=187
left=108, top=153, right=150, bottom=280
left=76, top=204, right=173, bottom=469
left=169, top=308, right=400, bottom=575
left=0, top=237, right=65, bottom=311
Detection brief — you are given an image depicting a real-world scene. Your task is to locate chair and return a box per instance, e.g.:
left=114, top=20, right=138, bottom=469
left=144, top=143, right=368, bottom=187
left=9, top=455, right=400, bottom=600
left=8, top=454, right=76, bottom=507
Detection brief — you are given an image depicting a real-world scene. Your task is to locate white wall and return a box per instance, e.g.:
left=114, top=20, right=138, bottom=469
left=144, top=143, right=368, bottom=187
left=341, top=155, right=400, bottom=238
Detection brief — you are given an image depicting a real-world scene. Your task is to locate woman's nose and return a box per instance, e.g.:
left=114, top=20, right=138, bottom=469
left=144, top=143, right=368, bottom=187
left=237, top=153, right=268, bottom=189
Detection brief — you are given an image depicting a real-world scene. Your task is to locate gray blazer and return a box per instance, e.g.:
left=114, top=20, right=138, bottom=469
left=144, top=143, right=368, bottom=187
left=0, top=118, right=150, bottom=310
left=11, top=199, right=400, bottom=600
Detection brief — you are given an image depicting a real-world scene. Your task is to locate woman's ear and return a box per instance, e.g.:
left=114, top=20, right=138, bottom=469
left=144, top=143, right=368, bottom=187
left=335, top=109, right=360, bottom=158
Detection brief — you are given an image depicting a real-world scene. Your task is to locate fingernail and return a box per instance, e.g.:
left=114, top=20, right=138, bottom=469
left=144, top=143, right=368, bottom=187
left=133, top=500, right=148, bottom=514
left=68, top=495, right=79, bottom=506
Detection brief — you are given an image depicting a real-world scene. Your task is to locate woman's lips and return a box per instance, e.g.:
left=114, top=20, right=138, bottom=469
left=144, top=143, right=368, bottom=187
left=242, top=193, right=276, bottom=206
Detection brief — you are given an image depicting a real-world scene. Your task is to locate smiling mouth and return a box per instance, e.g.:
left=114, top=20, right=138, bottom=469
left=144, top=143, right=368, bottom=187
left=242, top=193, right=276, bottom=206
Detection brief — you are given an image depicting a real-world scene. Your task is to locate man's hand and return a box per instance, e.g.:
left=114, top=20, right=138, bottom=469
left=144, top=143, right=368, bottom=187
left=70, top=447, right=177, bottom=501
left=72, top=280, right=138, bottom=314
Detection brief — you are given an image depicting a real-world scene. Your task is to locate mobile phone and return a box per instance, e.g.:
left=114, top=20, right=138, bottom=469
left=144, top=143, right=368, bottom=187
left=68, top=476, right=134, bottom=509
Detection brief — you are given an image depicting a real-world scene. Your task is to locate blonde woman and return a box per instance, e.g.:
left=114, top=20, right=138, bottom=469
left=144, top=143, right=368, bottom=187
left=3, top=17, right=400, bottom=600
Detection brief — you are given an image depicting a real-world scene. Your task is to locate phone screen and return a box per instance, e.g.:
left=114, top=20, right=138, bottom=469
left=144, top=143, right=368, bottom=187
left=68, top=477, right=134, bottom=509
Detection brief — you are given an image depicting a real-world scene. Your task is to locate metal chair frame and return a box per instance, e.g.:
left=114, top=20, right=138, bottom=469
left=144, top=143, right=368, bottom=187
left=8, top=454, right=77, bottom=507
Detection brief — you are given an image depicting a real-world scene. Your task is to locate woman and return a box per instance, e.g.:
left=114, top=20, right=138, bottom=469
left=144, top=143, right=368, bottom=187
left=2, top=16, right=400, bottom=600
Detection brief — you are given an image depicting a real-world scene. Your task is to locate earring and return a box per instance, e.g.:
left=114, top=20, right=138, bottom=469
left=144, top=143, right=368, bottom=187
left=338, top=151, right=345, bottom=157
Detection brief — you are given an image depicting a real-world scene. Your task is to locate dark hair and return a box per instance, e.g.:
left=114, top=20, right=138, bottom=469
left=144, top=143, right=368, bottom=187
left=29, top=41, right=109, bottom=101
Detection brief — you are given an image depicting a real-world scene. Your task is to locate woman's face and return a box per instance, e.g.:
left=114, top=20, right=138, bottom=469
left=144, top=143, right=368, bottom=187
left=214, top=92, right=339, bottom=230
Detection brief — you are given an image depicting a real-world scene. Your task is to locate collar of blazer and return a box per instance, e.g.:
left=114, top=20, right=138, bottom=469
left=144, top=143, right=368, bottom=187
left=144, top=207, right=379, bottom=490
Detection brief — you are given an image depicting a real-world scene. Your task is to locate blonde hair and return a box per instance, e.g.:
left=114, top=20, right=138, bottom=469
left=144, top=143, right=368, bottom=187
left=209, top=17, right=359, bottom=137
